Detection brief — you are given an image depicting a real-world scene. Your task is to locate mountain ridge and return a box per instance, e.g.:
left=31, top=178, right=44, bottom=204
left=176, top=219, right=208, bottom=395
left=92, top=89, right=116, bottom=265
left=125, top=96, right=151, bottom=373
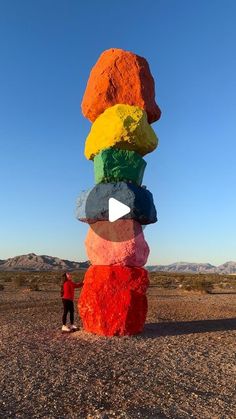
left=0, top=253, right=235, bottom=273
left=147, top=261, right=236, bottom=274
left=0, top=253, right=89, bottom=271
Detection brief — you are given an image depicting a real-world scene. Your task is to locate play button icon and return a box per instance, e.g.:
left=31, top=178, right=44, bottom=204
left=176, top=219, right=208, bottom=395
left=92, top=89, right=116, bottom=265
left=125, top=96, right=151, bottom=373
left=108, top=198, right=130, bottom=222
left=77, top=182, right=155, bottom=241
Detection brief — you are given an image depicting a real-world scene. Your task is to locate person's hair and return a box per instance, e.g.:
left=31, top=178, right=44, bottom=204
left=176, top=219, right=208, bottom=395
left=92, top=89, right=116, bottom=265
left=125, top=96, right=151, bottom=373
left=61, top=273, right=68, bottom=298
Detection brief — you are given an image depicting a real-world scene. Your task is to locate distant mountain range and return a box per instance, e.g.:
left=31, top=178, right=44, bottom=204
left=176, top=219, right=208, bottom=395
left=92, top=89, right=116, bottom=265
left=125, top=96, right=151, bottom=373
left=0, top=254, right=235, bottom=273
left=147, top=261, right=236, bottom=274
left=0, top=253, right=89, bottom=271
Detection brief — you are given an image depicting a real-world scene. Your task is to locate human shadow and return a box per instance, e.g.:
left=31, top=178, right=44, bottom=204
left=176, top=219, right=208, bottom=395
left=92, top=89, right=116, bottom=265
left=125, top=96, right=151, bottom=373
left=142, top=318, right=236, bottom=338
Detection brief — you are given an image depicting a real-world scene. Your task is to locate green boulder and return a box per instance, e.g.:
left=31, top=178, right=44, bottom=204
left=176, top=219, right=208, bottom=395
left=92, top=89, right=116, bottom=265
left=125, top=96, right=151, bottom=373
left=94, top=148, right=146, bottom=185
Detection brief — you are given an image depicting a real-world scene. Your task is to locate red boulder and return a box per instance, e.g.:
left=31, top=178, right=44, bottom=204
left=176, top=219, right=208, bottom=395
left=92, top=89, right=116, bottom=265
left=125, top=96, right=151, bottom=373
left=78, top=265, right=149, bottom=336
left=81, top=48, right=161, bottom=124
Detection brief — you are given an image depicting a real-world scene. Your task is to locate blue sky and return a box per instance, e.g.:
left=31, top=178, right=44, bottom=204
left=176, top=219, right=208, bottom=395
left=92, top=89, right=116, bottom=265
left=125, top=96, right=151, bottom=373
left=0, top=0, right=235, bottom=265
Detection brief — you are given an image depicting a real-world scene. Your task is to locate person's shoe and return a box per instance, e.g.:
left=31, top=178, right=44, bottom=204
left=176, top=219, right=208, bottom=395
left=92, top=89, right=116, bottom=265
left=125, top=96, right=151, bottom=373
left=70, top=324, right=78, bottom=331
left=62, top=325, right=71, bottom=333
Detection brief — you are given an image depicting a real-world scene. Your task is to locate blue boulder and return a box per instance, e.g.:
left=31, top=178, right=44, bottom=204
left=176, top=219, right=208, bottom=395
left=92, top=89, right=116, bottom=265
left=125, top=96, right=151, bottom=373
left=76, top=182, right=157, bottom=225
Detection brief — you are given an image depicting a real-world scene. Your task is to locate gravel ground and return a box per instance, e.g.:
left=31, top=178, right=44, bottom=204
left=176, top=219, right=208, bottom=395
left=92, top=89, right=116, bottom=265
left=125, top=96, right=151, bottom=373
left=0, top=286, right=236, bottom=418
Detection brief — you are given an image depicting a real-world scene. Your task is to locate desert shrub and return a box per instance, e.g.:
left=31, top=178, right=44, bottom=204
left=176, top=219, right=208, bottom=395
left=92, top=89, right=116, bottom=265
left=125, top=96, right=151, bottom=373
left=13, top=276, right=25, bottom=287
left=4, top=277, right=12, bottom=283
left=149, top=272, right=179, bottom=288
left=182, top=278, right=213, bottom=294
left=29, top=282, right=40, bottom=291
left=218, top=282, right=228, bottom=289
left=148, top=271, right=236, bottom=291
left=156, top=277, right=175, bottom=288
left=0, top=284, right=4, bottom=291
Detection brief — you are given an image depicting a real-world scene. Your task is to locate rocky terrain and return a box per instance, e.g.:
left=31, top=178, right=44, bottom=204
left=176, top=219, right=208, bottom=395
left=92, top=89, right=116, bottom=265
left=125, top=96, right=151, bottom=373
left=0, top=274, right=235, bottom=418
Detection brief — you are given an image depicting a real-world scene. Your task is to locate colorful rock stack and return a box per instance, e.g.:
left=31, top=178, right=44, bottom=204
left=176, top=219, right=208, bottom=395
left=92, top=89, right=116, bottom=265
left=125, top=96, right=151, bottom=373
left=76, top=48, right=161, bottom=336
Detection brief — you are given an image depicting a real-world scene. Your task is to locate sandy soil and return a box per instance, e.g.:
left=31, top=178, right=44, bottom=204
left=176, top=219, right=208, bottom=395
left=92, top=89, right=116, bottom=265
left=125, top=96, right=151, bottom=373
left=0, top=286, right=235, bottom=418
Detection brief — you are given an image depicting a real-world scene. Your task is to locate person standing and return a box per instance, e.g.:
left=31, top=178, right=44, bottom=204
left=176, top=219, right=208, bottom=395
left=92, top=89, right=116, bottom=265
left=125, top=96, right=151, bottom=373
left=61, top=272, right=83, bottom=332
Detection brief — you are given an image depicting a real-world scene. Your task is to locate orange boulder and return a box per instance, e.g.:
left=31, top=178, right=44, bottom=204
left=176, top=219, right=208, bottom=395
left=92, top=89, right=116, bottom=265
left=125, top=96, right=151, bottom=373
left=81, top=48, right=161, bottom=124
left=78, top=265, right=149, bottom=336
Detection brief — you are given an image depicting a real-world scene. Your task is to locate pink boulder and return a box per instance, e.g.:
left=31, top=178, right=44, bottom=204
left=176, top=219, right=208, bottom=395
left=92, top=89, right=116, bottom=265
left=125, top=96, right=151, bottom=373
left=85, top=220, right=149, bottom=267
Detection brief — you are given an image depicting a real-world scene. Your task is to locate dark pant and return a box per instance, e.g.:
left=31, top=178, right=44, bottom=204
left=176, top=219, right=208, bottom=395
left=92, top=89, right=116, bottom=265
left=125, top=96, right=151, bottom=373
left=62, top=299, right=74, bottom=325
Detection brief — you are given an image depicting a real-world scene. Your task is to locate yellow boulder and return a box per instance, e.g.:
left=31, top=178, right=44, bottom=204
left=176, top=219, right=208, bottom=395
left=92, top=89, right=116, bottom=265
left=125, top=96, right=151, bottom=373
left=84, top=104, right=158, bottom=160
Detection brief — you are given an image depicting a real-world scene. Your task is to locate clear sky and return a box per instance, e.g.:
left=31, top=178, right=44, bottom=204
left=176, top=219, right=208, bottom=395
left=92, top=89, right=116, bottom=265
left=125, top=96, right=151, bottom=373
left=0, top=0, right=235, bottom=265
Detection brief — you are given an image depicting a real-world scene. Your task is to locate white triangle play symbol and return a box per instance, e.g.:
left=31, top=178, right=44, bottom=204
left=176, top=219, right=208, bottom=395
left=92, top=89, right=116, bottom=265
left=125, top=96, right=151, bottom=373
left=108, top=198, right=131, bottom=222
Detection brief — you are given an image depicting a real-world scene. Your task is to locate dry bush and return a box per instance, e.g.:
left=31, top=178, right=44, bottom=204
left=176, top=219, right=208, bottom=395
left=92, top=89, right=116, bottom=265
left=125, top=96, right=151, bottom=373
left=149, top=272, right=179, bottom=288
left=29, top=283, right=40, bottom=291
left=182, top=278, right=214, bottom=293
left=148, top=272, right=226, bottom=293
left=13, top=276, right=26, bottom=287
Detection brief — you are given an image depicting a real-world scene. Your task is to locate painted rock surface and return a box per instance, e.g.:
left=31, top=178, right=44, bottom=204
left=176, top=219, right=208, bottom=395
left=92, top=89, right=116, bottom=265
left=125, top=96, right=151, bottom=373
left=78, top=265, right=149, bottom=336
left=81, top=48, right=161, bottom=124
left=84, top=104, right=158, bottom=160
left=76, top=182, right=157, bottom=225
left=85, top=220, right=149, bottom=266
left=94, top=148, right=146, bottom=185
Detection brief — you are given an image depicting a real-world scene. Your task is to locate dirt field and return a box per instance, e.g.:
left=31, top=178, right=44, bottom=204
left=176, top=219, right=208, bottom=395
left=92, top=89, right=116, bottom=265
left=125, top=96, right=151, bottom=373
left=0, top=279, right=236, bottom=418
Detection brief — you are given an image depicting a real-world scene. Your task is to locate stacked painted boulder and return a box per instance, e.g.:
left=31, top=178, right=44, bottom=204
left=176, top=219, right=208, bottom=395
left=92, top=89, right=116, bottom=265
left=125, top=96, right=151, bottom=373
left=76, top=48, right=161, bottom=336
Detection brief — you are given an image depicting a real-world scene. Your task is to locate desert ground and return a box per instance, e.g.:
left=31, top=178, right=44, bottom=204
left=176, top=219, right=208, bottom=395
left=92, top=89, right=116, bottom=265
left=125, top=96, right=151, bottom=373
left=0, top=271, right=236, bottom=418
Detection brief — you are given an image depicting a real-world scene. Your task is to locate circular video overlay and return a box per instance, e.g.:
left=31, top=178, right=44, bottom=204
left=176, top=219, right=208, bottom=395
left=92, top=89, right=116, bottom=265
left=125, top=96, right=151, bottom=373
left=84, top=182, right=157, bottom=242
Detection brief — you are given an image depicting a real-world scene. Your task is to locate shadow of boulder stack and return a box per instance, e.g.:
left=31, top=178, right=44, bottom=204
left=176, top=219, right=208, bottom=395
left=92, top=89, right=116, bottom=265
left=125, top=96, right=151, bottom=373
left=143, top=318, right=236, bottom=339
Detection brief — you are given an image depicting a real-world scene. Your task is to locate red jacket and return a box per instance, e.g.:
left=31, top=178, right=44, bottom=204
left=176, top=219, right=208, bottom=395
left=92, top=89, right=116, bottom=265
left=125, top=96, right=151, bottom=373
left=62, top=280, right=83, bottom=300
